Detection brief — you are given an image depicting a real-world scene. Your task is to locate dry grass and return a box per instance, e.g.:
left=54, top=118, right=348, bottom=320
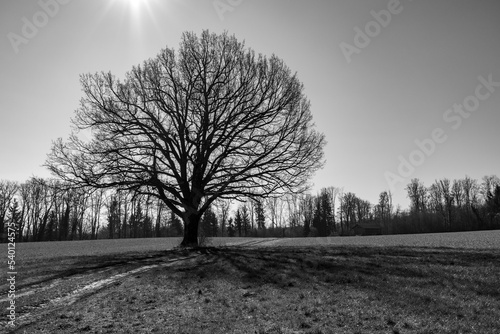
left=7, top=230, right=500, bottom=264
left=4, top=245, right=500, bottom=334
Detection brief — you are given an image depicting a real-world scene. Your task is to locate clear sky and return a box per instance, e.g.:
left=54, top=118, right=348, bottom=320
left=1, top=0, right=499, bottom=209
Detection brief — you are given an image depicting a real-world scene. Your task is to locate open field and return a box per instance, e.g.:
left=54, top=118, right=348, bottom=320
left=5, top=230, right=500, bottom=262
left=2, top=231, right=500, bottom=333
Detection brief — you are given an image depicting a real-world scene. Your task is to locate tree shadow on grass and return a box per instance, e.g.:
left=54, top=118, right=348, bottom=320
left=204, top=245, right=500, bottom=320
left=6, top=245, right=500, bottom=334
left=213, top=246, right=438, bottom=286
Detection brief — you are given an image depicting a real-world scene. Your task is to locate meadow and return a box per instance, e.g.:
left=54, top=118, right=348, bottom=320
left=8, top=230, right=500, bottom=261
left=1, top=231, right=500, bottom=333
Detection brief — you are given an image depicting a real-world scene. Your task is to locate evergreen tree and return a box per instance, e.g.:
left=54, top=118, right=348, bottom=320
left=143, top=215, right=153, bottom=237
left=241, top=205, right=250, bottom=236
left=59, top=196, right=71, bottom=241
left=201, top=207, right=218, bottom=237
left=227, top=217, right=235, bottom=237
left=320, top=188, right=334, bottom=235
left=303, top=218, right=311, bottom=237
left=313, top=189, right=331, bottom=237
left=129, top=201, right=144, bottom=238
left=255, top=200, right=266, bottom=229
left=486, top=185, right=500, bottom=226
left=312, top=197, right=321, bottom=236
left=107, top=196, right=120, bottom=239
left=235, top=209, right=243, bottom=237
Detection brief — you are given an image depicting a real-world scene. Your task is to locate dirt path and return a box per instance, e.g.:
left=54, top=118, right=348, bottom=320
left=2, top=232, right=499, bottom=332
left=1, top=251, right=201, bottom=332
left=4, top=246, right=499, bottom=334
left=2, top=244, right=275, bottom=332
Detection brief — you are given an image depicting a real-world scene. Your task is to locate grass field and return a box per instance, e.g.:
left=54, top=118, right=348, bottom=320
left=2, top=231, right=500, bottom=333
left=7, top=230, right=500, bottom=261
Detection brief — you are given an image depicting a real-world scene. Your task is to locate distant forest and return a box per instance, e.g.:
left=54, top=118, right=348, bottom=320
left=1, top=175, right=499, bottom=243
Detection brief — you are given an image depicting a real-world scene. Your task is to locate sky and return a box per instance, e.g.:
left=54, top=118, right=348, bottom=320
left=1, top=0, right=499, bottom=209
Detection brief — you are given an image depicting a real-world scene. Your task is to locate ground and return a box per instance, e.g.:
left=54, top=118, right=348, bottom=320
left=1, top=236, right=500, bottom=333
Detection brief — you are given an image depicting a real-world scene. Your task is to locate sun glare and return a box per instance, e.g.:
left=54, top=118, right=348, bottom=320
left=113, top=0, right=152, bottom=24
left=127, top=0, right=145, bottom=10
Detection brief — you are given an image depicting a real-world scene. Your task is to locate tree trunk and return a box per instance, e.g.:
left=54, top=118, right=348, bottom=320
left=180, top=213, right=200, bottom=247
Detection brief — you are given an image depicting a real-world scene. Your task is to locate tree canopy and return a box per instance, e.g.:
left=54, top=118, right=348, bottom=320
left=46, top=30, right=325, bottom=246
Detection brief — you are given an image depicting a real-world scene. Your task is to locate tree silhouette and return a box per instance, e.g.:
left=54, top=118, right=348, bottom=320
left=46, top=30, right=325, bottom=247
left=255, top=199, right=266, bottom=229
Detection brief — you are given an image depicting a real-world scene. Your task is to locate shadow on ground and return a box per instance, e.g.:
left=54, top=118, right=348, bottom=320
left=5, top=245, right=500, bottom=334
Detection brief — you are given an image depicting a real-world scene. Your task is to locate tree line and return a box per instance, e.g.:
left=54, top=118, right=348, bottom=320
left=0, top=178, right=182, bottom=242
left=400, top=175, right=500, bottom=233
left=1, top=174, right=499, bottom=242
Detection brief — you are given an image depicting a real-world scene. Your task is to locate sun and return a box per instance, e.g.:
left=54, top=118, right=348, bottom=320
left=127, top=0, right=146, bottom=10
left=112, top=0, right=153, bottom=22
left=110, top=0, right=148, bottom=12
left=99, top=0, right=165, bottom=40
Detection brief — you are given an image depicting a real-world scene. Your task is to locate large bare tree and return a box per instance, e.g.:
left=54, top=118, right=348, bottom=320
left=46, top=30, right=325, bottom=247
